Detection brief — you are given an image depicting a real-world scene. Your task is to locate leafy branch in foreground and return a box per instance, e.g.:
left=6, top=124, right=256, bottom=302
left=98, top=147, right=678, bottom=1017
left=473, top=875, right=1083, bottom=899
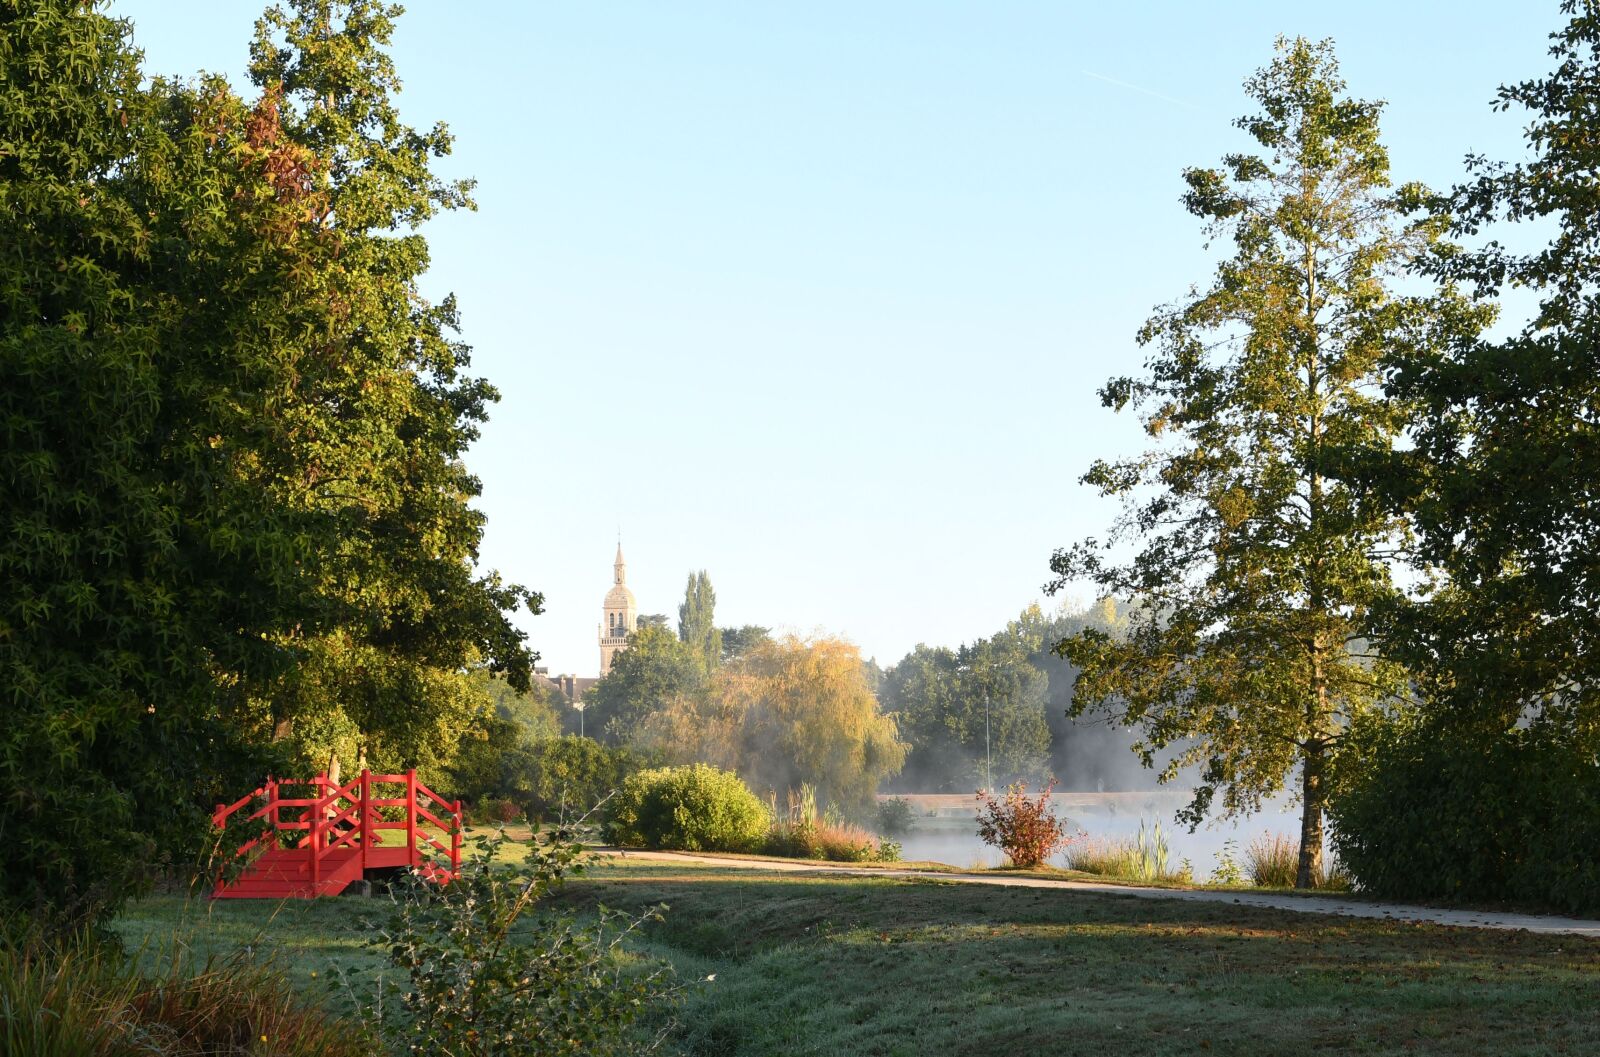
left=339, top=821, right=679, bottom=1057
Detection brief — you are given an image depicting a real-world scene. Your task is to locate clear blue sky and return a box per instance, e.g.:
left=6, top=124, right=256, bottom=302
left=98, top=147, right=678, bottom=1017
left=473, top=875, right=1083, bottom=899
left=113, top=0, right=1553, bottom=676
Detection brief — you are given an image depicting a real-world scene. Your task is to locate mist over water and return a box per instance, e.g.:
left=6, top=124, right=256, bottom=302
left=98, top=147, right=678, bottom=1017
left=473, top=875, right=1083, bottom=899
left=894, top=792, right=1309, bottom=875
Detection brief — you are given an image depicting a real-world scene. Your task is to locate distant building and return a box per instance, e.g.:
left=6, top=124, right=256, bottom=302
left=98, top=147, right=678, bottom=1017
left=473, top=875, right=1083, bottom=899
left=599, top=542, right=637, bottom=675
left=533, top=544, right=639, bottom=709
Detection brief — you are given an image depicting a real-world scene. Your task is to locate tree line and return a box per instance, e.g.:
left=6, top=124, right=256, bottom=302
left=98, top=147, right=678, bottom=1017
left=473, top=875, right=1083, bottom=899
left=1052, top=21, right=1600, bottom=906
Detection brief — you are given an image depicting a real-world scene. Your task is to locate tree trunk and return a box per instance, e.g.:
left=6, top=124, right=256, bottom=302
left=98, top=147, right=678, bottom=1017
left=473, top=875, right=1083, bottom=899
left=1296, top=739, right=1326, bottom=889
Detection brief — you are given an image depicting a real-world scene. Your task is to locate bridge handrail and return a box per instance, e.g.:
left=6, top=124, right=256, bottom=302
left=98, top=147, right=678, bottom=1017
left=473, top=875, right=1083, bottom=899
left=213, top=767, right=462, bottom=893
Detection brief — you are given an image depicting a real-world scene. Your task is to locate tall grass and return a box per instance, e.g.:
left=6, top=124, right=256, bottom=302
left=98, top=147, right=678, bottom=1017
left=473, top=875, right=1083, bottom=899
left=1244, top=832, right=1352, bottom=890
left=1065, top=819, right=1188, bottom=883
left=0, top=932, right=378, bottom=1057
left=764, top=785, right=897, bottom=862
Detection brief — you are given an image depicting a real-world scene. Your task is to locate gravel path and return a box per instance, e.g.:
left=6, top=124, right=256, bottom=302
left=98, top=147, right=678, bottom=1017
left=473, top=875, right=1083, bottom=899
left=609, top=849, right=1600, bottom=937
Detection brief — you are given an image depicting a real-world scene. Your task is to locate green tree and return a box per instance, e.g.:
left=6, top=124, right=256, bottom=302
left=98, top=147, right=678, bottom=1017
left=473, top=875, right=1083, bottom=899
left=233, top=0, right=538, bottom=777
left=1376, top=0, right=1600, bottom=737
left=882, top=610, right=1052, bottom=792
left=0, top=0, right=312, bottom=925
left=582, top=624, right=707, bottom=745
left=1048, top=39, right=1484, bottom=887
left=720, top=624, right=771, bottom=662
left=1325, top=2, right=1600, bottom=906
left=677, top=570, right=722, bottom=670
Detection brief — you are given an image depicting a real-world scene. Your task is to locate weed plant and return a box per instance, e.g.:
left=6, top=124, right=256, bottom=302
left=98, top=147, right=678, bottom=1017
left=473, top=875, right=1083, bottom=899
left=341, top=823, right=680, bottom=1057
left=0, top=930, right=377, bottom=1057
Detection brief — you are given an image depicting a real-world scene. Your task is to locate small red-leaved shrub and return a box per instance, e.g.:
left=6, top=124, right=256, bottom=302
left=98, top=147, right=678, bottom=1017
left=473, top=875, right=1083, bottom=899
left=975, top=780, right=1074, bottom=868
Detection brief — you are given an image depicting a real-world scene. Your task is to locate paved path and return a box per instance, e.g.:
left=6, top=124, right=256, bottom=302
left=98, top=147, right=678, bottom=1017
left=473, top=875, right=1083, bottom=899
left=608, top=849, right=1600, bottom=938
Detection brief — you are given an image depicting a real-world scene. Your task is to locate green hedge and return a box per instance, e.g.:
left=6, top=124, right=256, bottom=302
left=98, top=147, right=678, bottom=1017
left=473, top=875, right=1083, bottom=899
left=606, top=765, right=770, bottom=852
left=1330, top=715, right=1600, bottom=915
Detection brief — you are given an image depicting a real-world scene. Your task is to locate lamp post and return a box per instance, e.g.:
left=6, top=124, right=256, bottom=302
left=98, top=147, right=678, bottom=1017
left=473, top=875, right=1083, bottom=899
left=972, top=694, right=985, bottom=793
left=574, top=700, right=585, bottom=739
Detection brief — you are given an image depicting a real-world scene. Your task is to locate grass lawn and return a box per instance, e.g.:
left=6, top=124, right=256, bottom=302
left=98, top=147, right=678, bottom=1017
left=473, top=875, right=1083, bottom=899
left=118, top=854, right=1600, bottom=1056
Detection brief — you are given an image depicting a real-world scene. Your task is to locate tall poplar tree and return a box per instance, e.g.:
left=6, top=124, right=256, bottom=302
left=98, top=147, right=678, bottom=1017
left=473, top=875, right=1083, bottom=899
left=678, top=570, right=722, bottom=671
left=1048, top=38, right=1486, bottom=886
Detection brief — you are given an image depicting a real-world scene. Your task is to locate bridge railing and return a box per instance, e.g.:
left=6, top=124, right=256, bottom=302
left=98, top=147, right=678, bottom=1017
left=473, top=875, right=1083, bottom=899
left=212, top=768, right=462, bottom=892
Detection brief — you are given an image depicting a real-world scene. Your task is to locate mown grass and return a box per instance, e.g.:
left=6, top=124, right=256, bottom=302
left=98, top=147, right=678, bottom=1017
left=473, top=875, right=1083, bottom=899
left=561, top=859, right=1600, bottom=1057
left=116, top=850, right=1600, bottom=1056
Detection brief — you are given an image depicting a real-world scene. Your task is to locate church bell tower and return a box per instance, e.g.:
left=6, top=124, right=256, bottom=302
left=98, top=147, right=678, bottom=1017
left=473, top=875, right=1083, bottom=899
left=599, top=542, right=637, bottom=675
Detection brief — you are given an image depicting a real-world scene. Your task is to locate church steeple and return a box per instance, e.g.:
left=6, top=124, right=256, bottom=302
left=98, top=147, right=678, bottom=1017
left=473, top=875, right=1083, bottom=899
left=599, top=540, right=638, bottom=676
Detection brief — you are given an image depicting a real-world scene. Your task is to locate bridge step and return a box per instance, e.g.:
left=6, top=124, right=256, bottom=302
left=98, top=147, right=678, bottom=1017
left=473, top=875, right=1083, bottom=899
left=214, top=847, right=364, bottom=899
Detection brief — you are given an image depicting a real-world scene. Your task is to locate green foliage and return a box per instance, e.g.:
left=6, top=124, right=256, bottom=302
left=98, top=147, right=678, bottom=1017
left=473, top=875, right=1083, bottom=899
left=583, top=624, right=707, bottom=745
left=1372, top=4, right=1600, bottom=743
left=720, top=624, right=771, bottom=662
left=1048, top=38, right=1482, bottom=887
left=883, top=608, right=1053, bottom=792
left=0, top=931, right=378, bottom=1057
left=512, top=737, right=655, bottom=819
left=607, top=765, right=770, bottom=853
left=0, top=0, right=295, bottom=928
left=677, top=570, right=722, bottom=671
left=0, top=0, right=533, bottom=929
left=875, top=796, right=917, bottom=837
left=1206, top=839, right=1243, bottom=886
left=344, top=827, right=677, bottom=1057
left=1329, top=715, right=1600, bottom=914
left=232, top=0, right=538, bottom=778
left=637, top=636, right=908, bottom=815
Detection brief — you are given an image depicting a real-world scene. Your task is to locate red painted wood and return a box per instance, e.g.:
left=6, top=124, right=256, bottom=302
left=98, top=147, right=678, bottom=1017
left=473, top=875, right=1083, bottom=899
left=211, top=768, right=462, bottom=899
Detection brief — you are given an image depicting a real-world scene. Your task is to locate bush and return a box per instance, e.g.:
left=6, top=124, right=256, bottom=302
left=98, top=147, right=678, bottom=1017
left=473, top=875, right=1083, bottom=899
left=0, top=931, right=377, bottom=1057
left=1330, top=715, right=1600, bottom=914
left=344, top=826, right=678, bottom=1057
left=975, top=780, right=1075, bottom=868
left=875, top=796, right=917, bottom=837
left=607, top=765, right=770, bottom=852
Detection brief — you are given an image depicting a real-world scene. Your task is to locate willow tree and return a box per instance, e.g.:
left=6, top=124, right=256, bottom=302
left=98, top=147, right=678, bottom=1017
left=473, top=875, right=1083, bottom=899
left=1049, top=38, right=1485, bottom=887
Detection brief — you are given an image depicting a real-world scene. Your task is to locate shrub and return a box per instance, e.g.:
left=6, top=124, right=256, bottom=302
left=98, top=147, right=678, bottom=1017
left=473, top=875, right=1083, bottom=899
left=1330, top=714, right=1600, bottom=913
left=975, top=780, right=1075, bottom=868
left=344, top=826, right=678, bottom=1057
left=606, top=765, right=770, bottom=852
left=1244, top=832, right=1298, bottom=887
left=0, top=931, right=377, bottom=1057
left=875, top=796, right=917, bottom=837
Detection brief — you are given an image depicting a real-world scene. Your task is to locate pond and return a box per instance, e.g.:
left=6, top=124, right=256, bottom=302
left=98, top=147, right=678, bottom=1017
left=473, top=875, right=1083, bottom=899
left=889, top=791, right=1312, bottom=876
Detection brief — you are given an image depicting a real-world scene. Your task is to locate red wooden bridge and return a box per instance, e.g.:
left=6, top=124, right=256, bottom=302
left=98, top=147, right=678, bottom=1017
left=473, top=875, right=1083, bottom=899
left=212, top=769, right=462, bottom=899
